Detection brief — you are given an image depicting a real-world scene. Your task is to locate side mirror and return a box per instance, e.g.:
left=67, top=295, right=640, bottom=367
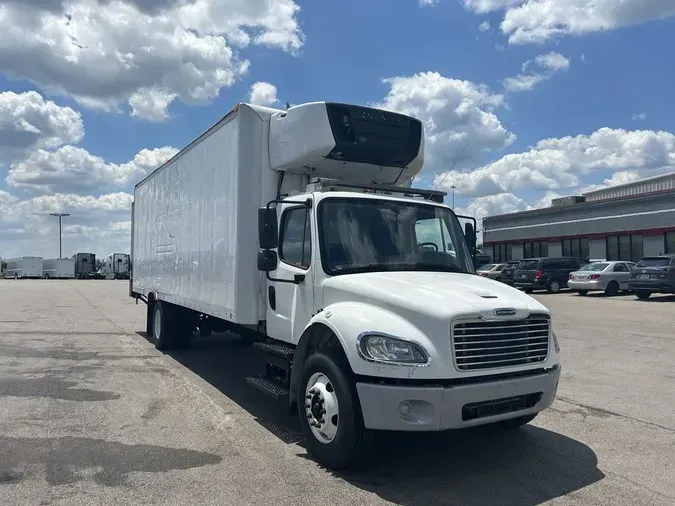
left=257, top=249, right=278, bottom=272
left=464, top=222, right=476, bottom=254
left=258, top=208, right=278, bottom=250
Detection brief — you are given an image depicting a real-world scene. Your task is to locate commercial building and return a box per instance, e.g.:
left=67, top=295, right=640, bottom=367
left=483, top=172, right=675, bottom=263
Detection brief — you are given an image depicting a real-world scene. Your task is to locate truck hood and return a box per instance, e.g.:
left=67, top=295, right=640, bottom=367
left=322, top=271, right=548, bottom=320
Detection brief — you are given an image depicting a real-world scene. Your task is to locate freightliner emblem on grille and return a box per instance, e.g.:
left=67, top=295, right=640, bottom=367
left=493, top=308, right=517, bottom=316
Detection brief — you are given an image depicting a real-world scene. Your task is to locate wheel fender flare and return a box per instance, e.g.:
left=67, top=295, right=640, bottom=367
left=289, top=302, right=434, bottom=405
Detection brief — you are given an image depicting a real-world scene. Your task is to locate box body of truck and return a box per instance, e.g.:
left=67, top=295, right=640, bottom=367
left=132, top=104, right=275, bottom=324
left=73, top=253, right=96, bottom=278
left=43, top=258, right=75, bottom=279
left=5, top=257, right=43, bottom=278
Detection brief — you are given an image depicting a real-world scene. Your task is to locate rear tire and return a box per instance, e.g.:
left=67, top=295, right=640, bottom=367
left=494, top=413, right=537, bottom=429
left=604, top=281, right=619, bottom=297
left=546, top=280, right=560, bottom=294
left=152, top=301, right=177, bottom=350
left=297, top=349, right=374, bottom=470
left=576, top=290, right=588, bottom=296
left=524, top=289, right=533, bottom=294
left=635, top=291, right=651, bottom=300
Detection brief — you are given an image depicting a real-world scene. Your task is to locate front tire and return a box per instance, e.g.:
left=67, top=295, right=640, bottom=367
left=635, top=291, right=651, bottom=300
left=604, top=281, right=619, bottom=297
left=297, top=349, right=374, bottom=469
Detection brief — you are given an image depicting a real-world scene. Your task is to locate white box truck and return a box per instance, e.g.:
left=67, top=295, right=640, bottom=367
left=42, top=258, right=76, bottom=279
left=101, top=253, right=130, bottom=279
left=130, top=102, right=561, bottom=469
left=5, top=257, right=43, bottom=279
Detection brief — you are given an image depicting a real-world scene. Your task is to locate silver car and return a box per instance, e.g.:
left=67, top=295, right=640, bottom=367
left=568, top=261, right=635, bottom=296
left=476, top=263, right=507, bottom=280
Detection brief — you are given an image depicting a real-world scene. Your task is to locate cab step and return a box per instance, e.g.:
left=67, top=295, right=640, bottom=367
left=245, top=376, right=289, bottom=401
left=253, top=341, right=295, bottom=359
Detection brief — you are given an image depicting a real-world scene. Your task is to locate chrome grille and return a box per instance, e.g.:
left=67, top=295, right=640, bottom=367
left=452, top=315, right=550, bottom=371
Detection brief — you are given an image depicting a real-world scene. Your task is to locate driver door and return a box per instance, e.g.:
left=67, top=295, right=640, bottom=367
left=265, top=203, right=315, bottom=344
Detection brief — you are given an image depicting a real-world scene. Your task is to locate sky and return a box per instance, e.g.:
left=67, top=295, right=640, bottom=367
left=1, top=0, right=675, bottom=258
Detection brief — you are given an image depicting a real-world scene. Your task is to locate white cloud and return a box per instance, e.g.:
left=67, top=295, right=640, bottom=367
left=463, top=0, right=675, bottom=45
left=503, top=52, right=570, bottom=93
left=0, top=91, right=84, bottom=163
left=434, top=127, right=675, bottom=198
left=6, top=145, right=178, bottom=195
left=0, top=191, right=134, bottom=258
left=375, top=71, right=515, bottom=172
left=632, top=112, right=647, bottom=121
left=0, top=0, right=303, bottom=121
left=248, top=81, right=279, bottom=106
left=419, top=0, right=438, bottom=6
left=478, top=21, right=490, bottom=32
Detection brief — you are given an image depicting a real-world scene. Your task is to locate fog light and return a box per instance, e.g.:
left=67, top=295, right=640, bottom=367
left=399, top=401, right=412, bottom=418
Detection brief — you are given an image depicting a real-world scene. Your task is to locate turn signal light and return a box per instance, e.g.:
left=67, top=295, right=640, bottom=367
left=569, top=273, right=574, bottom=280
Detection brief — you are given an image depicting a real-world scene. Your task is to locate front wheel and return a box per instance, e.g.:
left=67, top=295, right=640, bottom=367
left=635, top=291, right=651, bottom=300
left=297, top=350, right=374, bottom=469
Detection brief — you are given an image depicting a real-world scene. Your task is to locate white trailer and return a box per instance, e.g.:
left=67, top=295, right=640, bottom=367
left=101, top=253, right=130, bottom=279
left=130, top=102, right=561, bottom=469
left=42, top=258, right=75, bottom=279
left=5, top=257, right=43, bottom=279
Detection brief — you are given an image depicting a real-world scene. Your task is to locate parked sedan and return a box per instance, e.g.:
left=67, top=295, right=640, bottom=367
left=568, top=261, right=635, bottom=296
left=476, top=263, right=507, bottom=280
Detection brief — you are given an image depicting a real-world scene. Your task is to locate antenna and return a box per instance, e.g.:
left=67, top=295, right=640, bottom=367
left=434, top=143, right=468, bottom=191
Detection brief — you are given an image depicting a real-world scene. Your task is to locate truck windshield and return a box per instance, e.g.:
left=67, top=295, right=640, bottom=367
left=317, top=197, right=474, bottom=276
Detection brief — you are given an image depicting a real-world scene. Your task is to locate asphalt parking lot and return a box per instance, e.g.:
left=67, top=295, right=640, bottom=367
left=1, top=280, right=674, bottom=506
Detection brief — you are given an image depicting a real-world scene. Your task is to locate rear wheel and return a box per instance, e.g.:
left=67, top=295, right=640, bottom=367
left=635, top=291, right=651, bottom=300
left=297, top=349, right=374, bottom=469
left=524, top=289, right=533, bottom=294
left=604, top=281, right=619, bottom=297
left=576, top=290, right=588, bottom=296
left=152, top=301, right=194, bottom=350
left=546, top=280, right=560, bottom=293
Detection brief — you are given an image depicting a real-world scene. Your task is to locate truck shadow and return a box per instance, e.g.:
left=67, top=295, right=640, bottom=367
left=143, top=331, right=605, bottom=506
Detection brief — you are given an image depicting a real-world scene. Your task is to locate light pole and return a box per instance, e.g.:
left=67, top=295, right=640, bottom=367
left=450, top=185, right=456, bottom=210
left=49, top=213, right=70, bottom=258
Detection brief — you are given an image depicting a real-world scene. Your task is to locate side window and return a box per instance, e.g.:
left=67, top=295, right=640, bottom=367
left=563, top=259, right=577, bottom=270
left=543, top=259, right=557, bottom=269
left=613, top=263, right=627, bottom=272
left=414, top=218, right=453, bottom=253
left=279, top=207, right=311, bottom=269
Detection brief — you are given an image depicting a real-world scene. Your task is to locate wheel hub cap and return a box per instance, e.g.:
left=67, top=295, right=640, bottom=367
left=304, top=372, right=339, bottom=444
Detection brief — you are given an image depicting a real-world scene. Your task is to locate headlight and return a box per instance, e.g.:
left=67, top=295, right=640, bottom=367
left=357, top=333, right=430, bottom=365
left=552, top=330, right=560, bottom=353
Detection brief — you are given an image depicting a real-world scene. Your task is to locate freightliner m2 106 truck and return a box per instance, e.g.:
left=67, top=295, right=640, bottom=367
left=130, top=102, right=561, bottom=469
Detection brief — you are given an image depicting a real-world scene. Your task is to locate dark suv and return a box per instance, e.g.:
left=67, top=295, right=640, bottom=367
left=514, top=257, right=587, bottom=293
left=628, top=254, right=675, bottom=299
left=498, top=260, right=521, bottom=286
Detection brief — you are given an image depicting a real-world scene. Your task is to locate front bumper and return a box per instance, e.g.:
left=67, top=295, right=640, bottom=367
left=568, top=279, right=605, bottom=291
left=356, top=365, right=561, bottom=431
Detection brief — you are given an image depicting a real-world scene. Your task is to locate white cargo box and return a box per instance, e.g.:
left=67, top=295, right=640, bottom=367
left=4, top=257, right=43, bottom=278
left=43, top=258, right=75, bottom=279
left=132, top=104, right=276, bottom=324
